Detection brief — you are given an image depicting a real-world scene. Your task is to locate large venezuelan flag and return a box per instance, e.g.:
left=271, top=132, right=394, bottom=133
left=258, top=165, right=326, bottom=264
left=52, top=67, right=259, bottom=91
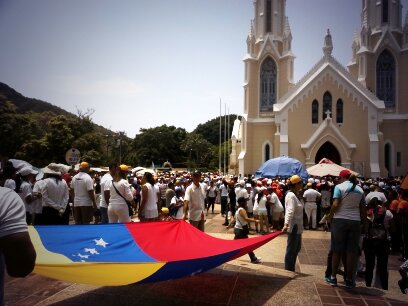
left=29, top=221, right=281, bottom=286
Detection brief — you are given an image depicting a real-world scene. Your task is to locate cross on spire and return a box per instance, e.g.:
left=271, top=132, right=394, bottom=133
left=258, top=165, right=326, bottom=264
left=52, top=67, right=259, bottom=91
left=325, top=109, right=332, bottom=119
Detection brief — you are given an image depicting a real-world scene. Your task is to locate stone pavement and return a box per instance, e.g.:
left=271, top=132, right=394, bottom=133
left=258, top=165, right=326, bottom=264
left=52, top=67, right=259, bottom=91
left=5, top=206, right=408, bottom=306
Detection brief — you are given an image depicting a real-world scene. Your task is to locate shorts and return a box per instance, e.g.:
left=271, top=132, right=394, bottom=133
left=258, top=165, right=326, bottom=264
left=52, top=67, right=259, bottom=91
left=258, top=209, right=267, bottom=216
left=330, top=218, right=361, bottom=254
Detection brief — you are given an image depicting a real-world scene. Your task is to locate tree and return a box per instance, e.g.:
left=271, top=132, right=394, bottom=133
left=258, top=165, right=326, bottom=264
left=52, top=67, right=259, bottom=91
left=193, top=114, right=237, bottom=145
left=180, top=133, right=214, bottom=170
left=129, top=125, right=188, bottom=167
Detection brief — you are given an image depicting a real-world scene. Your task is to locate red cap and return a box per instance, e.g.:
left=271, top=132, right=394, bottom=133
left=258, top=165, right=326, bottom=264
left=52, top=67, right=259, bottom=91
left=339, top=169, right=351, bottom=178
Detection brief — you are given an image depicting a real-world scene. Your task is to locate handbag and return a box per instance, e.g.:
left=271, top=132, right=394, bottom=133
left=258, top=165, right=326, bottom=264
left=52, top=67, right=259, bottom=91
left=111, top=181, right=133, bottom=216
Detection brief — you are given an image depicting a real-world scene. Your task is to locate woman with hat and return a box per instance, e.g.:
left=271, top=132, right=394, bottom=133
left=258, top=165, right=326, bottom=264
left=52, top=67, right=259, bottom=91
left=40, top=164, right=69, bottom=225
left=108, top=165, right=136, bottom=223
left=282, top=175, right=304, bottom=271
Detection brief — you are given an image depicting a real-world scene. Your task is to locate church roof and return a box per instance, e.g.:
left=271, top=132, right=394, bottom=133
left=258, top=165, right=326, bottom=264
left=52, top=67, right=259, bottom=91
left=274, top=54, right=384, bottom=113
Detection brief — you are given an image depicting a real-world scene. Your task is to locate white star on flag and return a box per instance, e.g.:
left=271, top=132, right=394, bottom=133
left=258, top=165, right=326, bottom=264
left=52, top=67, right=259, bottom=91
left=94, top=238, right=109, bottom=248
left=85, top=248, right=100, bottom=255
left=76, top=253, right=89, bottom=259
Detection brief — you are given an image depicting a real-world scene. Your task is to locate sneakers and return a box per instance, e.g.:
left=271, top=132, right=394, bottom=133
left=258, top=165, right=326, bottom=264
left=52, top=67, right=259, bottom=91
left=345, top=279, right=356, bottom=289
left=251, top=257, right=261, bottom=264
left=325, top=276, right=337, bottom=287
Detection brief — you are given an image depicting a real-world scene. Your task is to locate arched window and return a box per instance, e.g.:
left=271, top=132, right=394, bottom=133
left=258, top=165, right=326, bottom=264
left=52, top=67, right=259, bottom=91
left=260, top=57, right=277, bottom=112
left=322, top=91, right=332, bottom=120
left=382, top=0, right=389, bottom=23
left=336, top=99, right=343, bottom=123
left=376, top=49, right=395, bottom=108
left=312, top=100, right=319, bottom=124
left=264, top=144, right=270, bottom=162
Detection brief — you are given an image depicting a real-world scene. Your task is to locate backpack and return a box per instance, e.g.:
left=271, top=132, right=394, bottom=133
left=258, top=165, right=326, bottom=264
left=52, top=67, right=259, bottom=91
left=369, top=222, right=387, bottom=240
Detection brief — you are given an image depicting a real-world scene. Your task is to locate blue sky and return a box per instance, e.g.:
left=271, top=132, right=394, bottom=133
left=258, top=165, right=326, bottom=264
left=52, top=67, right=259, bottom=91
left=1, top=0, right=407, bottom=137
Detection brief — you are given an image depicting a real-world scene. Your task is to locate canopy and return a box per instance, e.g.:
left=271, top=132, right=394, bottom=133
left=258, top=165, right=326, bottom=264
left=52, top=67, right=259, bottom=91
left=255, top=156, right=308, bottom=181
left=306, top=158, right=358, bottom=177
left=28, top=221, right=281, bottom=286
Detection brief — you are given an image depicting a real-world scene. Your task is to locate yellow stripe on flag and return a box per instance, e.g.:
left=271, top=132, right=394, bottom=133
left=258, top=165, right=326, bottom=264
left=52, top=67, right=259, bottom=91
left=34, top=262, right=166, bottom=286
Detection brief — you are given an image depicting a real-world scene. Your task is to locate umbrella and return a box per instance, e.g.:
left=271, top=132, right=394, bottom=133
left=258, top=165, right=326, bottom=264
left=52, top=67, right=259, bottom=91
left=8, top=159, right=32, bottom=170
left=255, top=156, right=309, bottom=181
left=306, top=158, right=358, bottom=177
left=134, top=168, right=156, bottom=176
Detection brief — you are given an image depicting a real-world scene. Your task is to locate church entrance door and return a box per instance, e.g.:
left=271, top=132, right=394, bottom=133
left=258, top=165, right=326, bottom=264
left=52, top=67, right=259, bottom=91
left=315, top=141, right=341, bottom=164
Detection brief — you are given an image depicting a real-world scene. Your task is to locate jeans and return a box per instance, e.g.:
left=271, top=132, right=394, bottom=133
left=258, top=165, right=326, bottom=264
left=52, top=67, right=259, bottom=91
left=285, top=224, right=302, bottom=271
left=234, top=228, right=257, bottom=262
left=221, top=196, right=228, bottom=215
left=100, top=206, right=109, bottom=224
left=364, top=239, right=389, bottom=290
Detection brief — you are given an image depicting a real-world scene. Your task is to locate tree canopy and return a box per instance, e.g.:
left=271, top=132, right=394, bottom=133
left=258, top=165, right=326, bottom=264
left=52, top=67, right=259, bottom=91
left=1, top=83, right=238, bottom=170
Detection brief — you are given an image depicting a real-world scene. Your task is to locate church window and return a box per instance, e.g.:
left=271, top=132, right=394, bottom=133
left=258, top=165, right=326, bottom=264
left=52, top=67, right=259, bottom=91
left=312, top=100, right=319, bottom=124
left=260, top=57, right=277, bottom=112
left=264, top=144, right=270, bottom=162
left=376, top=49, right=395, bottom=108
left=382, top=0, right=389, bottom=23
left=266, top=0, right=272, bottom=33
left=322, top=91, right=332, bottom=120
left=336, top=99, right=343, bottom=123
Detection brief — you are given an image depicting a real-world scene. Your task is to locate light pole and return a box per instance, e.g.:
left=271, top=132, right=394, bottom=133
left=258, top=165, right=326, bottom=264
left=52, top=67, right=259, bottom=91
left=105, top=134, right=109, bottom=156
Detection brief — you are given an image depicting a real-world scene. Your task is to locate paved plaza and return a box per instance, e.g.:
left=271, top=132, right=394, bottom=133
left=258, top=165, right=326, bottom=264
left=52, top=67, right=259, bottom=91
left=5, top=206, right=407, bottom=306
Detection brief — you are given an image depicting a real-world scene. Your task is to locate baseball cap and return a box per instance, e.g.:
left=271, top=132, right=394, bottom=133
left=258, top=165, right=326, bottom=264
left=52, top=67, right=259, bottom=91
left=80, top=162, right=89, bottom=169
left=339, top=169, right=351, bottom=178
left=119, top=164, right=129, bottom=172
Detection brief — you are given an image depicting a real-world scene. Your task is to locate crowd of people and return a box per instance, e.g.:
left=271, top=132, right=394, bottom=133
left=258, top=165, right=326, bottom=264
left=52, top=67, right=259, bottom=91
left=1, top=159, right=408, bottom=293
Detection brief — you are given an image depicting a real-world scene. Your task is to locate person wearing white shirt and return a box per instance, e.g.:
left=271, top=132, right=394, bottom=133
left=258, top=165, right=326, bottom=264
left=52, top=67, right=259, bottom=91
left=40, top=166, right=69, bottom=225
left=139, top=172, right=160, bottom=221
left=100, top=163, right=117, bottom=224
left=71, top=162, right=96, bottom=224
left=170, top=187, right=184, bottom=220
left=108, top=165, right=135, bottom=223
left=282, top=175, right=305, bottom=272
left=0, top=187, right=36, bottom=306
left=184, top=171, right=206, bottom=231
left=15, top=167, right=39, bottom=225
left=303, top=183, right=321, bottom=230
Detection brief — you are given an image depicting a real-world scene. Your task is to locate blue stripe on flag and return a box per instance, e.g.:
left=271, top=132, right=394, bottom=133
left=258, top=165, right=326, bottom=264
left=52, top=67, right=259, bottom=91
left=35, top=224, right=156, bottom=263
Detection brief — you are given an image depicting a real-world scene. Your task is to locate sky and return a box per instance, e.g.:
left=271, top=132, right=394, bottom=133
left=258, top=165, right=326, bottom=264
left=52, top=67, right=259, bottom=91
left=1, top=0, right=407, bottom=138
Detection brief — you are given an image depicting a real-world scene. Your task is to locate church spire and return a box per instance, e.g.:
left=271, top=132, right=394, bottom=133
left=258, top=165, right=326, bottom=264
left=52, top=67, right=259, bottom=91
left=323, top=29, right=333, bottom=56
left=253, top=0, right=287, bottom=41
left=362, top=0, right=403, bottom=32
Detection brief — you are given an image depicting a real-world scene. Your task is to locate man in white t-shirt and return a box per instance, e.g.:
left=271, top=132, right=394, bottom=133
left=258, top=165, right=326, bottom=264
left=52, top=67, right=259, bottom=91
left=71, top=162, right=97, bottom=224
left=99, top=163, right=118, bottom=224
left=303, top=183, right=321, bottom=230
left=0, top=187, right=36, bottom=306
left=184, top=171, right=206, bottom=231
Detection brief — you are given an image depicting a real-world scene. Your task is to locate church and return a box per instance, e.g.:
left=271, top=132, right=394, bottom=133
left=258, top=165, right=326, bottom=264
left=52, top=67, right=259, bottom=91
left=230, top=0, right=408, bottom=178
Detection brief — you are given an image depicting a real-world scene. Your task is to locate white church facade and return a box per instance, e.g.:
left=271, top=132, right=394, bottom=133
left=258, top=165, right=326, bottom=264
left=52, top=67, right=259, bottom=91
left=230, top=0, right=408, bottom=178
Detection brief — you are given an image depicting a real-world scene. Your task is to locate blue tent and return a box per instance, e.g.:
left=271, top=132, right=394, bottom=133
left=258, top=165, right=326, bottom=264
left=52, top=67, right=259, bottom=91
left=255, top=156, right=309, bottom=181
